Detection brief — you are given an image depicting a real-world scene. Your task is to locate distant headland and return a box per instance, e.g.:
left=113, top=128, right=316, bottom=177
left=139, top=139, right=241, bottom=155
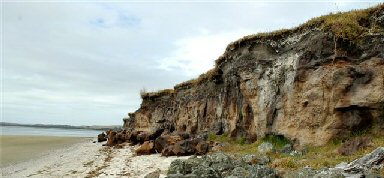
left=0, top=122, right=121, bottom=131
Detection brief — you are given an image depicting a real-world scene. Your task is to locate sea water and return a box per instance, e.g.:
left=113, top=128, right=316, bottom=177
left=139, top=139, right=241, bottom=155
left=0, top=125, right=101, bottom=137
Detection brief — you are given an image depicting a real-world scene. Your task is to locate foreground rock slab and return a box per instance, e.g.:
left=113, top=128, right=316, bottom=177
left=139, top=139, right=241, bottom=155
left=338, top=147, right=384, bottom=176
left=166, top=152, right=277, bottom=178
left=288, top=147, right=384, bottom=178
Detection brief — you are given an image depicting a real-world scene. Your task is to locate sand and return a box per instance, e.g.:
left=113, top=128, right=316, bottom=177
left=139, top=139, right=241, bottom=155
left=0, top=135, right=85, bottom=167
left=0, top=136, right=190, bottom=178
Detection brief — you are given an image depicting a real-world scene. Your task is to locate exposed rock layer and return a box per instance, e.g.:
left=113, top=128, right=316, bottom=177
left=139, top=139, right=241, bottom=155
left=124, top=5, right=384, bottom=146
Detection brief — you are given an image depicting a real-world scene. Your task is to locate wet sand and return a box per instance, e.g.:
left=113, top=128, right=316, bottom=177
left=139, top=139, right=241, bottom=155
left=0, top=135, right=86, bottom=167
left=1, top=136, right=189, bottom=178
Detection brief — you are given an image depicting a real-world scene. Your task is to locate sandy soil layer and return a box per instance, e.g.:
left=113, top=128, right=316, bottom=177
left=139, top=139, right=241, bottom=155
left=1, top=139, right=189, bottom=178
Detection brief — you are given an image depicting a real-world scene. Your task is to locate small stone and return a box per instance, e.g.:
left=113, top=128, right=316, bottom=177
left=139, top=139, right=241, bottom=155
left=258, top=142, right=274, bottom=154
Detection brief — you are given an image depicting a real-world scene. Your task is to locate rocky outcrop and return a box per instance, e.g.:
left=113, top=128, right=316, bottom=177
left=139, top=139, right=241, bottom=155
left=124, top=5, right=384, bottom=146
left=166, top=152, right=277, bottom=178
left=166, top=147, right=383, bottom=178
left=339, top=147, right=384, bottom=176
left=104, top=129, right=210, bottom=156
left=136, top=141, right=155, bottom=155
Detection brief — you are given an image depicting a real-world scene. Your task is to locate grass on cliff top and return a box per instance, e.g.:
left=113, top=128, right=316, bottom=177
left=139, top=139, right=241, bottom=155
left=210, top=133, right=384, bottom=172
left=215, top=4, right=383, bottom=66
left=140, top=68, right=220, bottom=99
left=174, top=68, right=221, bottom=90
left=140, top=88, right=175, bottom=99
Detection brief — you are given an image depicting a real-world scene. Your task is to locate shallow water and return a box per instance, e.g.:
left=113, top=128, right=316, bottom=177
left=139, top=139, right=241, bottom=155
left=0, top=125, right=101, bottom=137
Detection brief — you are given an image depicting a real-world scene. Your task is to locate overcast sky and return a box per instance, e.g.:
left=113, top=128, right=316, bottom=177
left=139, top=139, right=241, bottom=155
left=2, top=1, right=381, bottom=126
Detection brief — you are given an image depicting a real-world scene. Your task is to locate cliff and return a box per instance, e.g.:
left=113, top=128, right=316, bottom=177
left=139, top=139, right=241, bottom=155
left=124, top=5, right=384, bottom=146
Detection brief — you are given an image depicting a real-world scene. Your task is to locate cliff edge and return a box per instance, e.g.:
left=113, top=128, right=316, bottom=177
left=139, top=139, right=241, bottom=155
left=124, top=5, right=384, bottom=146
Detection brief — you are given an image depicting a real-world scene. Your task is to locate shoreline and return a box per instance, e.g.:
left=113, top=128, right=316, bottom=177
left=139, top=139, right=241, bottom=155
left=1, top=136, right=190, bottom=178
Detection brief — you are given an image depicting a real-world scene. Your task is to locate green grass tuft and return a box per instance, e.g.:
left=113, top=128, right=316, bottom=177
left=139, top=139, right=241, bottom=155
left=140, top=89, right=174, bottom=100
left=262, top=134, right=291, bottom=149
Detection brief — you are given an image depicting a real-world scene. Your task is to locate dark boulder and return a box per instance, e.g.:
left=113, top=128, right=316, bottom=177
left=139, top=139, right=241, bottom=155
left=137, top=131, right=151, bottom=143
left=155, top=134, right=183, bottom=153
left=161, top=138, right=209, bottom=156
left=97, top=132, right=107, bottom=142
left=128, top=130, right=142, bottom=144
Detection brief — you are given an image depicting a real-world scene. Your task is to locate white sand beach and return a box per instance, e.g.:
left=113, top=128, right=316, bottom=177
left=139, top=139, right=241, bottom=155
left=1, top=138, right=189, bottom=178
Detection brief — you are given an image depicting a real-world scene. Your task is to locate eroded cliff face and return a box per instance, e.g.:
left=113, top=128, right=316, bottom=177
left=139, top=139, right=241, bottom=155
left=124, top=6, right=384, bottom=146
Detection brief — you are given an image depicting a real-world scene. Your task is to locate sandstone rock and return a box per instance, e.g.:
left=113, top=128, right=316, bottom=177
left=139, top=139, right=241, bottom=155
left=258, top=142, right=274, bottom=154
left=337, top=137, right=373, bottom=156
left=106, top=131, right=117, bottom=146
left=195, top=141, right=209, bottom=155
left=135, top=141, right=155, bottom=155
left=115, top=132, right=126, bottom=144
left=150, top=128, right=165, bottom=140
left=161, top=145, right=175, bottom=156
left=155, top=134, right=183, bottom=153
left=123, top=113, right=136, bottom=131
left=175, top=132, right=190, bottom=140
left=161, top=137, right=209, bottom=156
left=137, top=131, right=151, bottom=143
left=97, top=132, right=107, bottom=142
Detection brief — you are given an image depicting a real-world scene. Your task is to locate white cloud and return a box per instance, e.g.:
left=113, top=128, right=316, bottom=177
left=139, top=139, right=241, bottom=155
left=158, top=29, right=255, bottom=77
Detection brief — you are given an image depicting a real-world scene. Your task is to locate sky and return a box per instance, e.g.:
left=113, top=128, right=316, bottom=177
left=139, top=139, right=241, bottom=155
left=1, top=1, right=382, bottom=126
